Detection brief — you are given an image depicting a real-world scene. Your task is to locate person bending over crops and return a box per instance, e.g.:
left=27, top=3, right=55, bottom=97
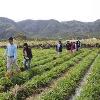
left=4, top=37, right=20, bottom=78
left=23, top=43, right=32, bottom=70
left=56, top=40, right=62, bottom=55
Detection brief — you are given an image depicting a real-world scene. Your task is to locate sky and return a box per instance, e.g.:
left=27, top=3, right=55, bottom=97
left=0, top=0, right=99, bottom=22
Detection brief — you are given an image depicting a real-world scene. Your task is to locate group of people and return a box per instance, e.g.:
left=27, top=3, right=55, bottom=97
left=56, top=40, right=81, bottom=54
left=5, top=37, right=32, bottom=77
left=4, top=37, right=81, bottom=78
left=66, top=40, right=81, bottom=52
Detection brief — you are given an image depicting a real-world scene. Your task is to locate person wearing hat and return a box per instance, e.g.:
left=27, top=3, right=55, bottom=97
left=5, top=37, right=20, bottom=77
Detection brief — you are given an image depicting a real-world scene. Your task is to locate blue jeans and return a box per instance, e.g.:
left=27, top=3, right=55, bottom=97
left=23, top=58, right=31, bottom=70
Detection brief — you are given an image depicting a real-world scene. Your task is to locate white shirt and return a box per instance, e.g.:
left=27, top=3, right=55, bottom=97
left=57, top=43, right=60, bottom=49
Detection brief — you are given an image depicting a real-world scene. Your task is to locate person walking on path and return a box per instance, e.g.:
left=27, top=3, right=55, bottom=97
left=5, top=37, right=20, bottom=78
left=23, top=43, right=33, bottom=70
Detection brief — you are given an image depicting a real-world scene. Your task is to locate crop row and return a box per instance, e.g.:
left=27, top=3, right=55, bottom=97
left=76, top=54, right=100, bottom=100
left=0, top=49, right=92, bottom=100
left=11, top=49, right=84, bottom=85
left=0, top=49, right=84, bottom=93
left=40, top=50, right=98, bottom=100
left=0, top=49, right=67, bottom=78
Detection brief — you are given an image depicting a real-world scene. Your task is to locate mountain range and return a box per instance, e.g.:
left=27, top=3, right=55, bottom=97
left=0, top=17, right=100, bottom=39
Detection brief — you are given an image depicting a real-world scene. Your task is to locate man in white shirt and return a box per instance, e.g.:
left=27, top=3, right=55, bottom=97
left=56, top=40, right=62, bottom=55
left=5, top=37, right=19, bottom=75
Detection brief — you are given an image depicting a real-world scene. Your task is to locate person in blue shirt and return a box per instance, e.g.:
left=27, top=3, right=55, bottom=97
left=5, top=37, right=19, bottom=77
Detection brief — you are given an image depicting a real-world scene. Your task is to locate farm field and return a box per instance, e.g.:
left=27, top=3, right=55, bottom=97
left=0, top=48, right=99, bottom=100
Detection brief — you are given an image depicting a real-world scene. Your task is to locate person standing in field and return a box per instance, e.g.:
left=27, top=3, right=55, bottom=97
left=76, top=40, right=81, bottom=51
left=73, top=42, right=76, bottom=52
left=66, top=41, right=71, bottom=53
left=5, top=37, right=19, bottom=77
left=56, top=40, right=62, bottom=55
left=23, top=43, right=32, bottom=70
left=70, top=42, right=76, bottom=53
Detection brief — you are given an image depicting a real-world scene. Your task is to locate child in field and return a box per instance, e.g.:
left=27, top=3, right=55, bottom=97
left=23, top=43, right=32, bottom=70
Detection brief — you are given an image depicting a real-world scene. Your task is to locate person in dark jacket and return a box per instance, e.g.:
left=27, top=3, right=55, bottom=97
left=76, top=40, right=81, bottom=51
left=23, top=43, right=32, bottom=70
left=66, top=41, right=71, bottom=53
left=56, top=41, right=62, bottom=55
